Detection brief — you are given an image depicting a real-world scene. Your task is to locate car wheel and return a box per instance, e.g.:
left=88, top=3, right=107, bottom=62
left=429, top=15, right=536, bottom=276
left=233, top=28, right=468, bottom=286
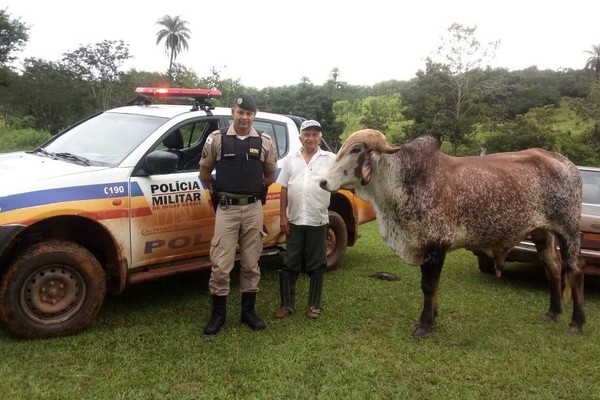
left=326, top=211, right=348, bottom=270
left=477, top=255, right=496, bottom=274
left=0, top=240, right=106, bottom=339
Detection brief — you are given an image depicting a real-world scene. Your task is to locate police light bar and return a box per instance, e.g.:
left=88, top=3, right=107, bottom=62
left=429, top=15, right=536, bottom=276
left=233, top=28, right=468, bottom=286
left=135, top=87, right=222, bottom=99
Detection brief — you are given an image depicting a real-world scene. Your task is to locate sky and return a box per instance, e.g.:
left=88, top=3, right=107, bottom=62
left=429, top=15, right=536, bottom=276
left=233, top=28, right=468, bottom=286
left=4, top=0, right=599, bottom=89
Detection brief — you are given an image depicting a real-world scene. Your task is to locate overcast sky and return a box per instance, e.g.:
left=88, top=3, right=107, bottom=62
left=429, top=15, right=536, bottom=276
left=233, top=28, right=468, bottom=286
left=4, top=0, right=598, bottom=89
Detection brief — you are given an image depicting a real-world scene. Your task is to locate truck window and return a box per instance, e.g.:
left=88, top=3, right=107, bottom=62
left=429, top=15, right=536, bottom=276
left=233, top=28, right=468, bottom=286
left=225, top=118, right=290, bottom=160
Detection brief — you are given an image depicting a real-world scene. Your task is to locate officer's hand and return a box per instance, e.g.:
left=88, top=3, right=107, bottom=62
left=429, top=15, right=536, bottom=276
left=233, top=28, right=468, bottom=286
left=209, top=188, right=218, bottom=212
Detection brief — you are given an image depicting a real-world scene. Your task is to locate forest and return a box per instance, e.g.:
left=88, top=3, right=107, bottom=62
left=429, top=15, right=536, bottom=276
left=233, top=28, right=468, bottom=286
left=2, top=10, right=600, bottom=165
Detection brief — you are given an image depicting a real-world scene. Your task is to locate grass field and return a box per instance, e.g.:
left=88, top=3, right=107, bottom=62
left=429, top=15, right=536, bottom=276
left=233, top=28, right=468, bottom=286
left=1, top=221, right=600, bottom=399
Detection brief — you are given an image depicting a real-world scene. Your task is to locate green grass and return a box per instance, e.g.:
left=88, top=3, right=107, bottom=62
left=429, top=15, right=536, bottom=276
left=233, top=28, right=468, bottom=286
left=553, top=98, right=594, bottom=134
left=2, top=221, right=600, bottom=399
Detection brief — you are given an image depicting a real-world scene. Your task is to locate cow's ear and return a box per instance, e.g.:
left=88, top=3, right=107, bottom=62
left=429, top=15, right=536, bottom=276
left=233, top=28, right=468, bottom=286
left=361, top=150, right=378, bottom=185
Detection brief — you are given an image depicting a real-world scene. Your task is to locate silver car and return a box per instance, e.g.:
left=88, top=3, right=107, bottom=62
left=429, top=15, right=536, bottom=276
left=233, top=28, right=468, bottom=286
left=478, top=166, right=600, bottom=275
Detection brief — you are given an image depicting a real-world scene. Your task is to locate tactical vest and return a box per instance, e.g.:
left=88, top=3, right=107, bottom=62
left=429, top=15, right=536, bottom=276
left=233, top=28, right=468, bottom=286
left=215, top=128, right=264, bottom=196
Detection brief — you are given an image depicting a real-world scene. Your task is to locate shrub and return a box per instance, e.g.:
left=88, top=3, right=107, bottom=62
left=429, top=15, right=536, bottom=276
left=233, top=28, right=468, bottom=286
left=0, top=127, right=50, bottom=152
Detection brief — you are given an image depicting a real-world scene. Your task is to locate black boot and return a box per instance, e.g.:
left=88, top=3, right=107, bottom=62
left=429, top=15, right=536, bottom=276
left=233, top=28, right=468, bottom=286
left=307, top=269, right=324, bottom=319
left=275, top=270, right=296, bottom=319
left=203, top=295, right=226, bottom=335
left=241, top=292, right=266, bottom=330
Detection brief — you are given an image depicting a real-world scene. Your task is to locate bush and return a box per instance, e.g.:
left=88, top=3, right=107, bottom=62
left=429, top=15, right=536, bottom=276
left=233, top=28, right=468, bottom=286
left=0, top=127, right=51, bottom=152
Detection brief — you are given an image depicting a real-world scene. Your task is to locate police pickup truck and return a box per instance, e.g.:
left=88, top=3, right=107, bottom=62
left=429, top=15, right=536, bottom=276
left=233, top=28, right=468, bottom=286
left=0, top=87, right=375, bottom=339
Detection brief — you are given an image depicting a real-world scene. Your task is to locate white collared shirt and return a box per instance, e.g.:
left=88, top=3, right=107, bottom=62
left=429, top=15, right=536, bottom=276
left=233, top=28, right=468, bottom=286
left=277, top=147, right=336, bottom=226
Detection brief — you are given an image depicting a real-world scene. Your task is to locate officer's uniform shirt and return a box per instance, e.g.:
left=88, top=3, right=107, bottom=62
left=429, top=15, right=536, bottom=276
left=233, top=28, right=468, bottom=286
left=200, top=126, right=277, bottom=177
left=277, top=147, right=336, bottom=226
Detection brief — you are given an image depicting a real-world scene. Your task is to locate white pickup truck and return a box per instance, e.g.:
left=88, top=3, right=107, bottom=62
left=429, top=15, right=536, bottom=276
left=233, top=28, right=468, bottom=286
left=0, top=87, right=375, bottom=339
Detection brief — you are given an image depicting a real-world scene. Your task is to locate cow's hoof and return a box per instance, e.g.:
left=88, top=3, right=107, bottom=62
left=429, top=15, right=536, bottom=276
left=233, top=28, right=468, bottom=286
left=541, top=312, right=559, bottom=323
left=567, top=323, right=584, bottom=334
left=411, top=324, right=431, bottom=338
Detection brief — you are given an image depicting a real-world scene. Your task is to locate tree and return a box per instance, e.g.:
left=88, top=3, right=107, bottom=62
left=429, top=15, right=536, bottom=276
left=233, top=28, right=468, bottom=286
left=584, top=44, right=600, bottom=81
left=404, top=23, right=501, bottom=154
left=333, top=94, right=409, bottom=145
left=401, top=61, right=455, bottom=142
left=62, top=40, right=131, bottom=110
left=361, top=95, right=408, bottom=138
left=326, top=67, right=346, bottom=91
left=199, top=66, right=242, bottom=106
left=260, top=82, right=341, bottom=148
left=571, top=81, right=600, bottom=156
left=155, top=15, right=191, bottom=80
left=0, top=8, right=29, bottom=87
left=120, top=69, right=170, bottom=94
left=484, top=105, right=558, bottom=153
left=333, top=99, right=362, bottom=140
left=170, top=63, right=202, bottom=88
left=495, top=67, right=563, bottom=118
left=0, top=8, right=29, bottom=66
left=11, top=58, right=78, bottom=133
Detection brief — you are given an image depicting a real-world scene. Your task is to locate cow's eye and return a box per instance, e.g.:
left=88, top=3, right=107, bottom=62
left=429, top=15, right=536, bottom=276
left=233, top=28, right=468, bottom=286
left=350, top=146, right=362, bottom=154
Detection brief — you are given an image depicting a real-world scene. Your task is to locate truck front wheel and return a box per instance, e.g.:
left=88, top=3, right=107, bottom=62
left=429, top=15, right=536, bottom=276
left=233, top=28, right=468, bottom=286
left=0, top=240, right=106, bottom=339
left=326, top=211, right=348, bottom=270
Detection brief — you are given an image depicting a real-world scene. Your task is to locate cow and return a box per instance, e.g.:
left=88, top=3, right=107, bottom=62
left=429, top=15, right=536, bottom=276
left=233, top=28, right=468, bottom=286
left=319, top=129, right=585, bottom=338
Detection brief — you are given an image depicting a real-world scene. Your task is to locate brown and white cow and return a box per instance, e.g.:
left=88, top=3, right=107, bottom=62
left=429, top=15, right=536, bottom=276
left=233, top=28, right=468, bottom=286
left=319, top=129, right=585, bottom=338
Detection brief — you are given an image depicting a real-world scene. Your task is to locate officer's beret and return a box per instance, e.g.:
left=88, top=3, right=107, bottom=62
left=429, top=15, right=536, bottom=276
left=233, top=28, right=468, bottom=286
left=234, top=94, right=257, bottom=112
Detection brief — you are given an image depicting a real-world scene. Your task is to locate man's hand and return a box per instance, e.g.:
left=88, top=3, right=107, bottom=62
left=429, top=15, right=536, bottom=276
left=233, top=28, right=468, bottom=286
left=280, top=214, right=289, bottom=235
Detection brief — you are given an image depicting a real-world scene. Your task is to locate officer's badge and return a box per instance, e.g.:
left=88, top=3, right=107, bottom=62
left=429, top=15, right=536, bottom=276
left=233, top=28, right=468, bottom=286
left=249, top=148, right=259, bottom=155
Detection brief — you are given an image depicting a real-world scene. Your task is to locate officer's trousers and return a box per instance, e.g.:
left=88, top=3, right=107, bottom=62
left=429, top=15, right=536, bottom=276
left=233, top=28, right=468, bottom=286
left=209, top=202, right=264, bottom=295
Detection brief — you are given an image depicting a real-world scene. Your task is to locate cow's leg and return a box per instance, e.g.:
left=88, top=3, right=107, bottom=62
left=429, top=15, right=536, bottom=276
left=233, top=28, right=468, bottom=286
left=557, top=234, right=586, bottom=333
left=413, top=245, right=446, bottom=338
left=565, top=256, right=586, bottom=333
left=533, top=231, right=562, bottom=323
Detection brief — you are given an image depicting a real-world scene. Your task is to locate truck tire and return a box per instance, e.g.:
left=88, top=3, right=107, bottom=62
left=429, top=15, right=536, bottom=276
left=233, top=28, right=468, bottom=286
left=0, top=240, right=106, bottom=339
left=326, top=211, right=348, bottom=270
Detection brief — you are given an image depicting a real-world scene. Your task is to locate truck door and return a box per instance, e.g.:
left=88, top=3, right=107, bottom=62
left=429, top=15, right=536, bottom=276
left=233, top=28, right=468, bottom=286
left=129, top=120, right=219, bottom=269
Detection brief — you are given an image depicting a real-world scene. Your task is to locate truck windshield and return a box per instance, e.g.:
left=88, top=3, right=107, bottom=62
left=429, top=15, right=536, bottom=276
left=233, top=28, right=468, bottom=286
left=40, top=112, right=168, bottom=167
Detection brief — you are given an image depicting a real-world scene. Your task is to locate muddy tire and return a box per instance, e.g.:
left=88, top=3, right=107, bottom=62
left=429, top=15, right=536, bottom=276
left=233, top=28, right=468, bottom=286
left=326, top=211, right=348, bottom=270
left=0, top=240, right=106, bottom=339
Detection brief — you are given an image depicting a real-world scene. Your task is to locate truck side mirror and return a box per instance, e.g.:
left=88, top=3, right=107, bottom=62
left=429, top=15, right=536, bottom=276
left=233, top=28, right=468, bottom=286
left=145, top=150, right=179, bottom=175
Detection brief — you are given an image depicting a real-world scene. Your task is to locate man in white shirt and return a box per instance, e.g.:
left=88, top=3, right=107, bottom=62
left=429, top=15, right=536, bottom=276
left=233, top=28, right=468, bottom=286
left=275, top=120, right=336, bottom=319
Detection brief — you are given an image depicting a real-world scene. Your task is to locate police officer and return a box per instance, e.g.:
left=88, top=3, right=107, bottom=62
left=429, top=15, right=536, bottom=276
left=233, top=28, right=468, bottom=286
left=199, top=93, right=277, bottom=335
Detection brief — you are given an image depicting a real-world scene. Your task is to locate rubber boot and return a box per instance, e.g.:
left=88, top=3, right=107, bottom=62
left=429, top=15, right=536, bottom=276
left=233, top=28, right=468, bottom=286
left=203, top=295, right=226, bottom=335
left=241, top=292, right=266, bottom=330
left=306, top=269, right=324, bottom=319
left=275, top=270, right=296, bottom=319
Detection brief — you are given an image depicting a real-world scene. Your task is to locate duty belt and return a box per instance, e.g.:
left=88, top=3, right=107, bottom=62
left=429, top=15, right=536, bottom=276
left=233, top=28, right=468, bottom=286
left=218, top=194, right=260, bottom=208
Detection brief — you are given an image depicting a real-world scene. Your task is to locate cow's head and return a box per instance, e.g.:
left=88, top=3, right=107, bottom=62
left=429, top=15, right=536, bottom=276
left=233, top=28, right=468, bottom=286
left=320, top=129, right=400, bottom=192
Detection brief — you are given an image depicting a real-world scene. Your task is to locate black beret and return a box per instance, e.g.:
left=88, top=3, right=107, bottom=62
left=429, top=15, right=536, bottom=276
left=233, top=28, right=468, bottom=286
left=234, top=94, right=257, bottom=112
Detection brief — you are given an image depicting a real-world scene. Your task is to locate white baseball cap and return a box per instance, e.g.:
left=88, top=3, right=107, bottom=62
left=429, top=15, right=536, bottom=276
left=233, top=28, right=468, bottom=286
left=300, top=120, right=322, bottom=132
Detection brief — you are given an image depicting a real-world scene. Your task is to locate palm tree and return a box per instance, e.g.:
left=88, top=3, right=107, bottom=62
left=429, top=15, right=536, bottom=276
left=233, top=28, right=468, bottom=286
left=584, top=44, right=600, bottom=81
left=156, top=15, right=191, bottom=79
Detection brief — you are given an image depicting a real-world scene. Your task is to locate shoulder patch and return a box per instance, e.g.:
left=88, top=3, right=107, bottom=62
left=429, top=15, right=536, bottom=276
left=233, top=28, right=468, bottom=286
left=206, top=136, right=213, bottom=145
